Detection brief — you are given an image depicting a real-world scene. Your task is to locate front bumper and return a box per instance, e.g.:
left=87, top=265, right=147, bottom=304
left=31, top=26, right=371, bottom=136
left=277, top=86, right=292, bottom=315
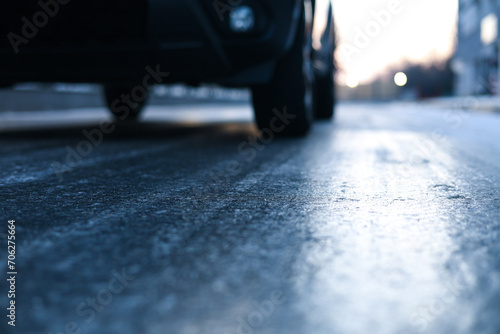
left=0, top=0, right=300, bottom=86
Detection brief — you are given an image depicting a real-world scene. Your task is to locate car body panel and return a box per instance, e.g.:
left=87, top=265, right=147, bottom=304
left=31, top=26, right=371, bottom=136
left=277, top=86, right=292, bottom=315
left=0, top=0, right=333, bottom=86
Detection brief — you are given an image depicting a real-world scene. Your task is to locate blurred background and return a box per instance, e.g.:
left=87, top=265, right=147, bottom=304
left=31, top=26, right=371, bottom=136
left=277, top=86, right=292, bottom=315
left=334, top=0, right=458, bottom=100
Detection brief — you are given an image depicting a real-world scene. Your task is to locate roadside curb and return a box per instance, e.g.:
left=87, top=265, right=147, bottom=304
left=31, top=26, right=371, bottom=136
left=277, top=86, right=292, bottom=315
left=424, top=96, right=500, bottom=113
left=0, top=87, right=250, bottom=112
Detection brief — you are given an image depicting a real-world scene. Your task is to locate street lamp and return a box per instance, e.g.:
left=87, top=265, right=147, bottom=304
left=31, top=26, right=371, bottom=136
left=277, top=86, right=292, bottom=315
left=394, top=72, right=407, bottom=87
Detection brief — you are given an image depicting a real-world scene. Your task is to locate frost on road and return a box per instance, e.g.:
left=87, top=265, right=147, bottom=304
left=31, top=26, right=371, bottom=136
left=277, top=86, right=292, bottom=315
left=0, top=102, right=499, bottom=334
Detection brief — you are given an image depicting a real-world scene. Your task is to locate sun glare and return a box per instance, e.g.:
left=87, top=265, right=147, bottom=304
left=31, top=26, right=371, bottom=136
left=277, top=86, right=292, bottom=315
left=333, top=0, right=458, bottom=84
left=346, top=75, right=360, bottom=88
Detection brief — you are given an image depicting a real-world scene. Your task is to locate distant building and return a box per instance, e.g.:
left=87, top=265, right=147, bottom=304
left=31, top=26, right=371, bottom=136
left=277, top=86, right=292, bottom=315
left=454, top=0, right=500, bottom=95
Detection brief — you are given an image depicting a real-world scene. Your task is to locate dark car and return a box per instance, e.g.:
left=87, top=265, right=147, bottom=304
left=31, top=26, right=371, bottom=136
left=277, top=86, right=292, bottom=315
left=1, top=0, right=336, bottom=135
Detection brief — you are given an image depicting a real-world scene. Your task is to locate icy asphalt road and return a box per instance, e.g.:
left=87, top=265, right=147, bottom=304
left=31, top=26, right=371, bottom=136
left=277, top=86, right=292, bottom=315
left=0, top=101, right=499, bottom=334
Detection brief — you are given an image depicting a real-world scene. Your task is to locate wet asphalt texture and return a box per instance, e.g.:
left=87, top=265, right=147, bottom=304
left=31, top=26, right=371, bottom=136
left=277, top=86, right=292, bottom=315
left=0, top=101, right=500, bottom=334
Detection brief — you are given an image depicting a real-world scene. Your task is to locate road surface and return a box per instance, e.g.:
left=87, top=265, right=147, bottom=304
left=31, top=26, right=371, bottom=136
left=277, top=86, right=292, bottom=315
left=0, top=100, right=499, bottom=334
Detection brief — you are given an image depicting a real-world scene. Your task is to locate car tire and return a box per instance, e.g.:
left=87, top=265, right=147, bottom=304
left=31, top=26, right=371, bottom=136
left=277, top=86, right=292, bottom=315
left=251, top=8, right=314, bottom=136
left=103, top=83, right=147, bottom=121
left=314, top=52, right=335, bottom=120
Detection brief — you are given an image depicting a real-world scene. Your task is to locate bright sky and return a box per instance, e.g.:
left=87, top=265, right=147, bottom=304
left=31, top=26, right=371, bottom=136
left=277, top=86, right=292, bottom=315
left=333, top=0, right=458, bottom=85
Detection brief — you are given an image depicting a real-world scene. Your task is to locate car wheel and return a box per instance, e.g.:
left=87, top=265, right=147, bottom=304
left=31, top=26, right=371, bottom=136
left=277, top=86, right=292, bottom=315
left=103, top=83, right=147, bottom=121
left=251, top=8, right=314, bottom=136
left=314, top=52, right=335, bottom=120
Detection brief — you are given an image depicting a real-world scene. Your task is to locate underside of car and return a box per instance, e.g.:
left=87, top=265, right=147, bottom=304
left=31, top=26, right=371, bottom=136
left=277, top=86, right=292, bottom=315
left=0, top=0, right=337, bottom=135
